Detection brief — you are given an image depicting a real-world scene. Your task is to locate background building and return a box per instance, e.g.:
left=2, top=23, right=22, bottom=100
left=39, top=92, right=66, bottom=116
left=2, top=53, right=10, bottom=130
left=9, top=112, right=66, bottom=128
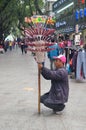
left=44, top=0, right=57, bottom=16
left=52, top=0, right=86, bottom=44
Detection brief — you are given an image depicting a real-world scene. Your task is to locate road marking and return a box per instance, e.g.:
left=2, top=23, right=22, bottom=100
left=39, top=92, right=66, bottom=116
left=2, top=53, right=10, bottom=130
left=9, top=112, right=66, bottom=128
left=24, top=87, right=34, bottom=91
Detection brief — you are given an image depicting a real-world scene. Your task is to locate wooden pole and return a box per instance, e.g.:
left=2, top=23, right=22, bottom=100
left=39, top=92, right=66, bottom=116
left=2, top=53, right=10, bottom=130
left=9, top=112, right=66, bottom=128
left=38, top=64, right=41, bottom=114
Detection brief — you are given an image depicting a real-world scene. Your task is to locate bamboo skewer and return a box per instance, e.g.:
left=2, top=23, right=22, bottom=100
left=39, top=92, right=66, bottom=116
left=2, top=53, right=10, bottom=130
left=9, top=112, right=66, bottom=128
left=38, top=64, right=41, bottom=114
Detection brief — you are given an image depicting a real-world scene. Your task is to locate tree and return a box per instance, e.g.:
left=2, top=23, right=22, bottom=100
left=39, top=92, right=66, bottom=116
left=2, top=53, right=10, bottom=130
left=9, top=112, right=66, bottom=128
left=34, top=0, right=44, bottom=15
left=0, top=0, right=44, bottom=40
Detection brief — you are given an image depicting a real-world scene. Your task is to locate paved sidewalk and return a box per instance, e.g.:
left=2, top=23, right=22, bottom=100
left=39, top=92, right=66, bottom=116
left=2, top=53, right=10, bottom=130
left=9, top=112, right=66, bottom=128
left=0, top=48, right=86, bottom=130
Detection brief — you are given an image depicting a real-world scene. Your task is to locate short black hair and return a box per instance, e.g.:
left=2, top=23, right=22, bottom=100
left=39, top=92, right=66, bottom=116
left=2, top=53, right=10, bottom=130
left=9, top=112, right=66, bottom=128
left=51, top=38, right=55, bottom=42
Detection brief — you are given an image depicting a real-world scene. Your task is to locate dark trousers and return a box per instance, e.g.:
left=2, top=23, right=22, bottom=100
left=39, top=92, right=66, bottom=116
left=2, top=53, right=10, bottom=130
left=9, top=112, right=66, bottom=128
left=50, top=59, right=55, bottom=70
left=40, top=92, right=65, bottom=111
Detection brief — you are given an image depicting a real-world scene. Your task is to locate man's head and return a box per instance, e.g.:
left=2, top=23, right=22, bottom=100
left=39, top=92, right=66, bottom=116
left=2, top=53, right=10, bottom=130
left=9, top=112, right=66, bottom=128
left=53, top=55, right=66, bottom=68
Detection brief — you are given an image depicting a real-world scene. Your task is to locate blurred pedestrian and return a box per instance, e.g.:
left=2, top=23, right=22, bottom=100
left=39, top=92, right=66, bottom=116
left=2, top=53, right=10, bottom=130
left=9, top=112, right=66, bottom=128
left=20, top=39, right=27, bottom=54
left=9, top=41, right=12, bottom=51
left=47, top=38, right=59, bottom=70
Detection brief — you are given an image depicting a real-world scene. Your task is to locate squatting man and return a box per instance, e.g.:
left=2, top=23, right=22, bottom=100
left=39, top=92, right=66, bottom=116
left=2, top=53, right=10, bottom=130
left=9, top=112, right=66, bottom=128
left=38, top=55, right=69, bottom=113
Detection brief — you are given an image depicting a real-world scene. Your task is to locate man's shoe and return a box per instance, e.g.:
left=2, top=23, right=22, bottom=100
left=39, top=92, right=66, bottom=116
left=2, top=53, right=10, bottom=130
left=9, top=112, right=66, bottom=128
left=53, top=110, right=63, bottom=115
left=53, top=104, right=65, bottom=114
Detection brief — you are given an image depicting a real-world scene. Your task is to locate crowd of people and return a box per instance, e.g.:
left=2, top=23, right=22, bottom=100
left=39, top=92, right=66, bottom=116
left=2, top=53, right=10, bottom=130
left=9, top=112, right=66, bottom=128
left=0, top=37, right=28, bottom=54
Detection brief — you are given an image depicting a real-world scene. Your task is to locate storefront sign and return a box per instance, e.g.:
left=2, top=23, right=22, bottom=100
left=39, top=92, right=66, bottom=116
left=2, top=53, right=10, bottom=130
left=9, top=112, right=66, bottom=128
left=63, top=27, right=74, bottom=33
left=75, top=34, right=80, bottom=45
left=78, top=0, right=85, bottom=4
left=80, top=24, right=86, bottom=29
left=82, top=0, right=85, bottom=4
left=75, top=8, right=86, bottom=20
left=56, top=21, right=66, bottom=28
left=81, top=0, right=85, bottom=4
left=31, top=15, right=47, bottom=23
left=75, top=10, right=79, bottom=20
left=80, top=9, right=84, bottom=18
left=53, top=0, right=67, bottom=11
left=84, top=8, right=86, bottom=16
left=75, top=24, right=79, bottom=33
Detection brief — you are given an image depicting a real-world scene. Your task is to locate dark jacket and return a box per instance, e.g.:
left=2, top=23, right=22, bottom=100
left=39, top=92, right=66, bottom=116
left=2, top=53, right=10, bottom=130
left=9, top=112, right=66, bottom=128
left=41, top=67, right=69, bottom=104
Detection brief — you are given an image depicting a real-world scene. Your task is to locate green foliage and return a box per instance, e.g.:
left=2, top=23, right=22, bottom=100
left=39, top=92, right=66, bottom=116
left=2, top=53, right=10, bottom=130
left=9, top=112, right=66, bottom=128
left=0, top=0, right=44, bottom=40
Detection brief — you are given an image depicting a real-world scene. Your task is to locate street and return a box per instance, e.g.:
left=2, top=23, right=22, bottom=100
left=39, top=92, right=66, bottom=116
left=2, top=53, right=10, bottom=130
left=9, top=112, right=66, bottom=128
left=0, top=48, right=86, bottom=130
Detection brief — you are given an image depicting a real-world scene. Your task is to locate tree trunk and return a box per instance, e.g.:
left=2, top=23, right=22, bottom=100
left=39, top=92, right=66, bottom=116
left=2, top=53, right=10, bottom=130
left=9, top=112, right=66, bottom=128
left=34, top=0, right=44, bottom=15
left=28, top=0, right=33, bottom=16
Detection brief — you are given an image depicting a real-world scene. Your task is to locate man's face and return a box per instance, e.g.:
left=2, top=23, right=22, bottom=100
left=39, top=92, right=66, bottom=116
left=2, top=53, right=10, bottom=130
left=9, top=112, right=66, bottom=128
left=54, top=59, right=63, bottom=68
